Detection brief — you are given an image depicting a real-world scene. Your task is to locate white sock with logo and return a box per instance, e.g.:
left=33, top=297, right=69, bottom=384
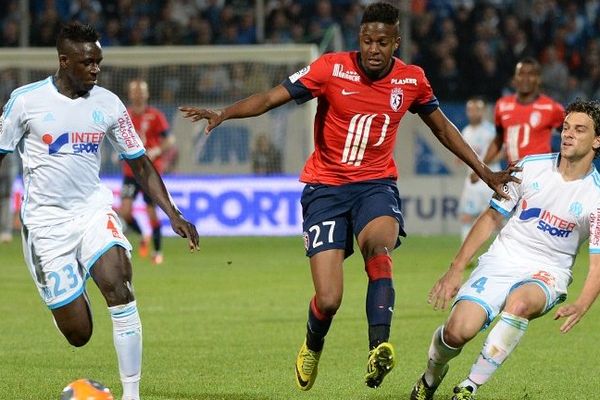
left=467, top=312, right=528, bottom=387
left=109, top=300, right=142, bottom=400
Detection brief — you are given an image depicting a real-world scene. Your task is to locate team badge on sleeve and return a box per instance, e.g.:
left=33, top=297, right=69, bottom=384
left=390, top=88, right=403, bottom=112
left=289, top=67, right=310, bottom=83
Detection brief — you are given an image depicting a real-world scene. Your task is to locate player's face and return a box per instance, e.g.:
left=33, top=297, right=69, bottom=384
left=466, top=100, right=484, bottom=125
left=513, top=62, right=540, bottom=96
left=560, top=112, right=600, bottom=161
left=358, top=22, right=400, bottom=78
left=61, top=41, right=103, bottom=94
left=128, top=81, right=149, bottom=106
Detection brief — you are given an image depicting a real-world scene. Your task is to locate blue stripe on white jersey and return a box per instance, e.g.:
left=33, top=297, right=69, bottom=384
left=591, top=170, right=600, bottom=189
left=516, top=153, right=558, bottom=168
left=4, top=78, right=51, bottom=117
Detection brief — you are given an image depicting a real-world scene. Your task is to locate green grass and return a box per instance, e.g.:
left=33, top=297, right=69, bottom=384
left=1, top=235, right=599, bottom=399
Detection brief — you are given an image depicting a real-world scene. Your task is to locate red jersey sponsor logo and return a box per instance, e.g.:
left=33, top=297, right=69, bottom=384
left=332, top=63, right=360, bottom=82
left=391, top=78, right=417, bottom=85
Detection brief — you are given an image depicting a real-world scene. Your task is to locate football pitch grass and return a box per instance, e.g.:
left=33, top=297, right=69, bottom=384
left=1, top=235, right=598, bottom=399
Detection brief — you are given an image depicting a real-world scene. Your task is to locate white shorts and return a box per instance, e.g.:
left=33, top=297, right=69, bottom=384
left=453, top=254, right=569, bottom=327
left=459, top=177, right=494, bottom=216
left=21, top=207, right=132, bottom=309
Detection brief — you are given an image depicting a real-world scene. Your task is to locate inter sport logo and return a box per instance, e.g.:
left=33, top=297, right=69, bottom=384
left=519, top=199, right=575, bottom=238
left=42, top=131, right=105, bottom=154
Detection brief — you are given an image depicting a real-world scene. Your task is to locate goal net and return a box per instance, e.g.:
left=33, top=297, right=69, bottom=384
left=0, top=45, right=319, bottom=176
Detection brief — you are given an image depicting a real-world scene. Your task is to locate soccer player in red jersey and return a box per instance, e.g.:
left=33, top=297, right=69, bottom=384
left=181, top=1, right=518, bottom=391
left=120, top=79, right=175, bottom=265
left=479, top=57, right=564, bottom=167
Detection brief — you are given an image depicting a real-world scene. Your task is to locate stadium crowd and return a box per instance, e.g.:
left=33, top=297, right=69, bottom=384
left=1, top=1, right=599, bottom=104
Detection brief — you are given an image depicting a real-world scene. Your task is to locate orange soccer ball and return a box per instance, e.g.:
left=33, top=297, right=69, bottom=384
left=60, top=379, right=114, bottom=400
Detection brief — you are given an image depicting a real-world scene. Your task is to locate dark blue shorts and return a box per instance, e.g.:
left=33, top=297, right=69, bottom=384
left=121, top=176, right=153, bottom=205
left=301, top=179, right=406, bottom=258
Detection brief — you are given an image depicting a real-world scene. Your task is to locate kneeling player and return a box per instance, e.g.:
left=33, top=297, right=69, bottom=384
left=410, top=99, right=600, bottom=400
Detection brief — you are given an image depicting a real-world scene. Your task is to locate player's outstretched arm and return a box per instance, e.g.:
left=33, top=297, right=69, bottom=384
left=180, top=84, right=293, bottom=134
left=554, top=254, right=600, bottom=333
left=429, top=208, right=503, bottom=310
left=419, top=109, right=520, bottom=200
left=126, top=155, right=200, bottom=252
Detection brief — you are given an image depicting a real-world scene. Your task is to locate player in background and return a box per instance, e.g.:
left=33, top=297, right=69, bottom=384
left=472, top=57, right=564, bottom=184
left=410, top=99, right=600, bottom=400
left=458, top=98, right=501, bottom=243
left=181, top=1, right=517, bottom=391
left=119, top=79, right=175, bottom=265
left=0, top=23, right=199, bottom=400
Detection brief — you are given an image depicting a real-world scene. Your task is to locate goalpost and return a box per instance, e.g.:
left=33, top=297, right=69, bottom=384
left=0, top=44, right=319, bottom=175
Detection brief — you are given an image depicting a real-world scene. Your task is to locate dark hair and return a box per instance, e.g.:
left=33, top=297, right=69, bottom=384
left=516, top=56, right=540, bottom=73
left=565, top=98, right=600, bottom=157
left=566, top=99, right=600, bottom=137
left=56, top=22, right=100, bottom=51
left=361, top=2, right=400, bottom=26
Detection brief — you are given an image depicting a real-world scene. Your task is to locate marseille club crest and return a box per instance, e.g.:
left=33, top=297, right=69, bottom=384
left=390, top=87, right=403, bottom=111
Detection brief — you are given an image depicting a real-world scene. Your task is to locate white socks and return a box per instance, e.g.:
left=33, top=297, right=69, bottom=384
left=109, top=300, right=142, bottom=400
left=424, top=325, right=462, bottom=387
left=466, top=312, right=528, bottom=389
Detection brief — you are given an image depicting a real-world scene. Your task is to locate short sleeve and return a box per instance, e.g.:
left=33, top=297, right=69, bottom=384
left=156, top=109, right=170, bottom=135
left=408, top=67, right=439, bottom=115
left=282, top=55, right=332, bottom=104
left=489, top=160, right=525, bottom=218
left=589, top=204, right=600, bottom=254
left=105, top=97, right=145, bottom=159
left=0, top=95, right=26, bottom=153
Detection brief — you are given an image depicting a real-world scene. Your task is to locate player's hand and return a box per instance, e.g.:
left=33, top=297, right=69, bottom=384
left=554, top=303, right=586, bottom=333
left=179, top=106, right=225, bottom=134
left=483, top=165, right=522, bottom=200
left=169, top=214, right=200, bottom=252
left=428, top=268, right=462, bottom=311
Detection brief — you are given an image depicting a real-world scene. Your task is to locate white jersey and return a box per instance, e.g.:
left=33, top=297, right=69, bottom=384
left=462, top=120, right=500, bottom=172
left=0, top=77, right=145, bottom=227
left=488, top=153, right=600, bottom=278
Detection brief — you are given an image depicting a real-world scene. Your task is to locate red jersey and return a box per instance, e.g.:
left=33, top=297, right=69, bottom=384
left=494, top=94, right=564, bottom=163
left=283, top=51, right=438, bottom=185
left=122, top=106, right=170, bottom=177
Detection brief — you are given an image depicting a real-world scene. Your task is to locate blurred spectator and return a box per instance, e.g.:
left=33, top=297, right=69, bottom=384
left=0, top=0, right=599, bottom=106
left=251, top=133, right=282, bottom=175
left=540, top=45, right=569, bottom=103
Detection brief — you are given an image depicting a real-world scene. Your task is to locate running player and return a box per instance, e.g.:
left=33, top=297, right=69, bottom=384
left=181, top=1, right=517, bottom=391
left=120, top=79, right=175, bottom=265
left=0, top=23, right=198, bottom=400
left=410, top=99, right=600, bottom=400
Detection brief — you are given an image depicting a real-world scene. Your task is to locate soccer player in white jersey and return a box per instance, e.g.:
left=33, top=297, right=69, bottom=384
left=0, top=23, right=199, bottom=400
left=458, top=98, right=501, bottom=242
left=410, top=99, right=600, bottom=400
